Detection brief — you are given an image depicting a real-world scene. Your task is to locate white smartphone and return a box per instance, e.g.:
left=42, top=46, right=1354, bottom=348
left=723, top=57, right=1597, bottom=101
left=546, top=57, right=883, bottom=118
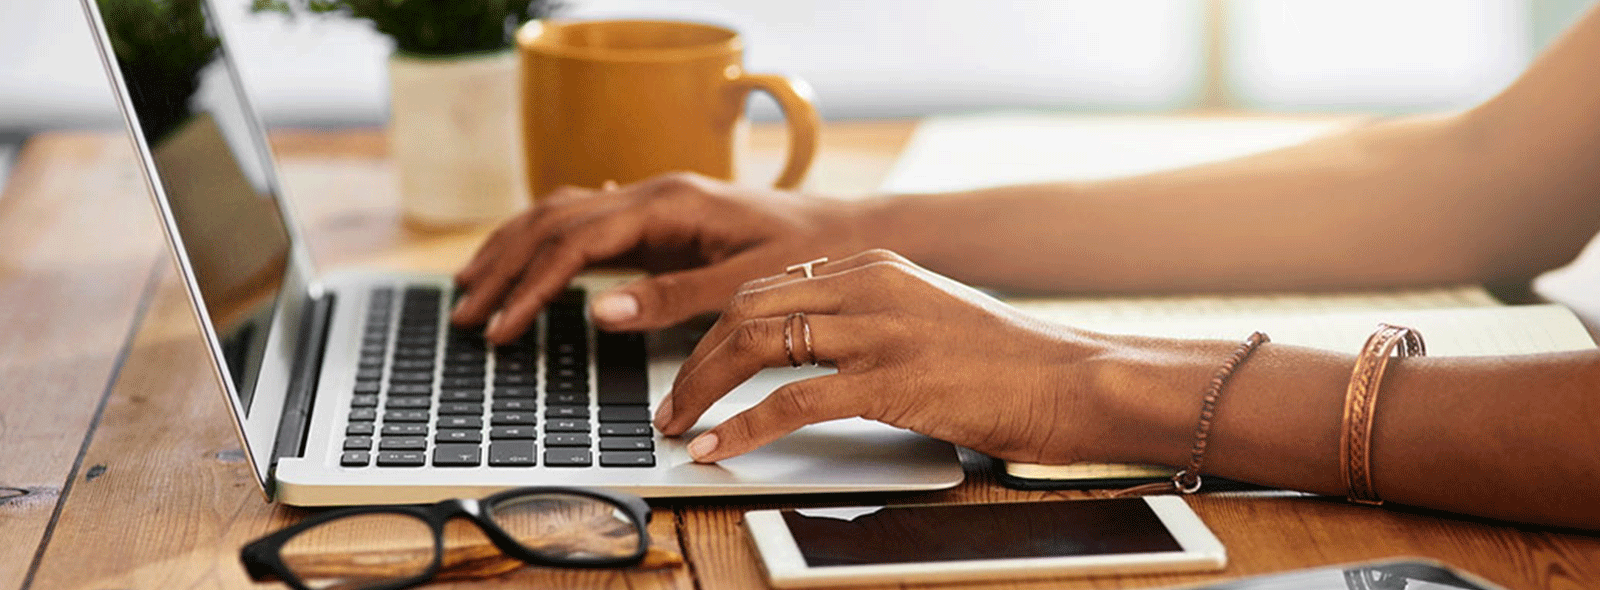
left=744, top=496, right=1226, bottom=588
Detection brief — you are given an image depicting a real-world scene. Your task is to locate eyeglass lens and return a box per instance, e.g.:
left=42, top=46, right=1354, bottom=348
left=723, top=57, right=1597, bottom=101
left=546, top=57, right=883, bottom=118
left=487, top=492, right=643, bottom=562
left=279, top=512, right=434, bottom=590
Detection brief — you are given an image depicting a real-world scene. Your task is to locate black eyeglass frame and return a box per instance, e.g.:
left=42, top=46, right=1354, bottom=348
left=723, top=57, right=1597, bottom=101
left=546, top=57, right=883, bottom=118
left=240, top=486, right=652, bottom=590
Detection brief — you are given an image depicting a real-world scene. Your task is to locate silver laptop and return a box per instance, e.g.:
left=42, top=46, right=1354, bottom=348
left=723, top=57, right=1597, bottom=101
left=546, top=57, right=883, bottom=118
left=80, top=0, right=962, bottom=506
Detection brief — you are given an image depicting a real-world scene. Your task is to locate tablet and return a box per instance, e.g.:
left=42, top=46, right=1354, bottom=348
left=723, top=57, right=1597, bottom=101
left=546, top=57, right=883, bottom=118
left=744, top=496, right=1226, bottom=588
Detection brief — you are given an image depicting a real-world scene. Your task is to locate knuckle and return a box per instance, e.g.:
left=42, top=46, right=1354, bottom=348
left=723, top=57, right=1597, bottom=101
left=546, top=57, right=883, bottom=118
left=726, top=288, right=762, bottom=318
left=773, top=382, right=824, bottom=418
left=729, top=319, right=769, bottom=354
left=655, top=172, right=705, bottom=195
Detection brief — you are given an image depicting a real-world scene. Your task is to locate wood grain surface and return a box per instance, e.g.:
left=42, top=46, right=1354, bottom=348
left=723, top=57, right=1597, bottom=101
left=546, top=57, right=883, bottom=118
left=4, top=120, right=1599, bottom=590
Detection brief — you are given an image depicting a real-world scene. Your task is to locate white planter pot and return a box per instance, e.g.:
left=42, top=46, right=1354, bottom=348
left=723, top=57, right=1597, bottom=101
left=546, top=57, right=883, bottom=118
left=388, top=50, right=525, bottom=228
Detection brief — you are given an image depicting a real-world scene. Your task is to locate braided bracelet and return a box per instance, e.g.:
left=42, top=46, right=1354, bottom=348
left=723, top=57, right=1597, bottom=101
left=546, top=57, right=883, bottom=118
left=1341, top=324, right=1425, bottom=505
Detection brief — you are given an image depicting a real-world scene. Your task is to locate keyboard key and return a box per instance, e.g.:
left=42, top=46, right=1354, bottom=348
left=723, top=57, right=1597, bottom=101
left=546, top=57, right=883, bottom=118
left=600, top=437, right=653, bottom=451
left=494, top=373, right=535, bottom=386
left=546, top=419, right=590, bottom=432
left=382, top=423, right=427, bottom=436
left=377, top=451, right=426, bottom=467
left=349, top=394, right=378, bottom=407
left=435, top=429, right=483, bottom=443
left=599, top=406, right=650, bottom=423
left=544, top=448, right=592, bottom=467
left=489, top=442, right=537, bottom=466
left=494, top=386, right=537, bottom=398
left=356, top=368, right=383, bottom=381
left=437, top=415, right=483, bottom=429
left=491, top=399, right=535, bottom=412
left=386, top=397, right=431, bottom=409
left=384, top=410, right=429, bottom=423
left=600, top=451, right=656, bottom=468
left=341, top=451, right=371, bottom=467
left=393, top=358, right=435, bottom=371
left=548, top=367, right=585, bottom=381
left=599, top=423, right=651, bottom=437
left=440, top=390, right=484, bottom=402
left=546, top=393, right=589, bottom=406
left=496, top=359, right=536, bottom=373
left=379, top=437, right=427, bottom=451
left=432, top=444, right=482, bottom=467
left=354, top=381, right=381, bottom=394
left=442, top=364, right=485, bottom=377
left=441, top=377, right=486, bottom=389
left=346, top=422, right=376, bottom=436
left=491, top=412, right=537, bottom=426
left=389, top=371, right=435, bottom=384
left=349, top=408, right=378, bottom=421
left=358, top=357, right=384, bottom=369
left=546, top=380, right=588, bottom=394
left=438, top=402, right=483, bottom=415
left=490, top=426, right=536, bottom=439
left=394, top=347, right=436, bottom=359
left=545, top=405, right=589, bottom=419
left=343, top=436, right=372, bottom=450
left=597, top=331, right=649, bottom=405
left=389, top=384, right=432, bottom=396
left=545, top=433, right=592, bottom=447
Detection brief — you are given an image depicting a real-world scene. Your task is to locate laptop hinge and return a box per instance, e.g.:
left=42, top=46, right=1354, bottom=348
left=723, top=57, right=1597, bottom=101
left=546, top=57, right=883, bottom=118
left=270, top=291, right=335, bottom=474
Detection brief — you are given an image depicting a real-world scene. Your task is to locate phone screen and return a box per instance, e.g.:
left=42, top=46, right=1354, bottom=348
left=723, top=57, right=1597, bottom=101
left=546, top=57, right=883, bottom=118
left=779, top=499, right=1183, bottom=567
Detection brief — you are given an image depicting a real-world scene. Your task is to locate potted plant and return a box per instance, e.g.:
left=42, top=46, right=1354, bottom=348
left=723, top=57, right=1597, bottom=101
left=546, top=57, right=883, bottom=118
left=254, top=0, right=563, bottom=227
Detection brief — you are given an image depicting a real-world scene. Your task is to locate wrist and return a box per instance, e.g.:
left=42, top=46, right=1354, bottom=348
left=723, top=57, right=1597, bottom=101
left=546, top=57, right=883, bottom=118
left=845, top=194, right=943, bottom=266
left=1080, top=335, right=1241, bottom=468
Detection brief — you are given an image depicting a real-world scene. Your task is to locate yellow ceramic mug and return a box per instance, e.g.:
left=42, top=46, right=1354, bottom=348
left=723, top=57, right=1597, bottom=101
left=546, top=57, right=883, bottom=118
left=516, top=20, right=819, bottom=199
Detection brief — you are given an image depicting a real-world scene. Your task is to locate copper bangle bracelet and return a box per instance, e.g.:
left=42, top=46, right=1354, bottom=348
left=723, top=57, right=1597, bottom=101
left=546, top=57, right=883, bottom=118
left=1341, top=323, right=1426, bottom=506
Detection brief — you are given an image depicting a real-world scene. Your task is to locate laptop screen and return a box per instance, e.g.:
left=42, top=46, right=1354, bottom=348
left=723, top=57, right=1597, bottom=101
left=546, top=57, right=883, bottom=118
left=98, top=1, right=294, bottom=415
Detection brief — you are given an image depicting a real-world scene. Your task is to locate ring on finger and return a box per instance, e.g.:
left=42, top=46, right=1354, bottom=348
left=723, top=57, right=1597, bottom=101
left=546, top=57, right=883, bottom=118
left=784, top=257, right=829, bottom=279
left=783, top=312, right=818, bottom=367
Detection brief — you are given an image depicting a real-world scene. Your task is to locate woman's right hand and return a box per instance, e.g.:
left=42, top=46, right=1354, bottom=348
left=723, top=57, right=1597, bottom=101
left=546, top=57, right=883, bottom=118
left=451, top=172, right=872, bottom=344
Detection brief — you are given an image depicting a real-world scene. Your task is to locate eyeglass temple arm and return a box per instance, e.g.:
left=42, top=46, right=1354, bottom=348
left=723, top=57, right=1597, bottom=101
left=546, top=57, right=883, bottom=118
left=274, top=541, right=683, bottom=581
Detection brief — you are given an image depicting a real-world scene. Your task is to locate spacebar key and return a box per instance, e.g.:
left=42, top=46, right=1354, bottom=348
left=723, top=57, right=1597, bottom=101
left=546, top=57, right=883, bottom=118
left=596, top=331, right=648, bottom=405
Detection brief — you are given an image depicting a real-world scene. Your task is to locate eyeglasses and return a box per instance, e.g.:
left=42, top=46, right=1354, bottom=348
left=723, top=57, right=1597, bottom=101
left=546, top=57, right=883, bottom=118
left=240, top=487, right=655, bottom=590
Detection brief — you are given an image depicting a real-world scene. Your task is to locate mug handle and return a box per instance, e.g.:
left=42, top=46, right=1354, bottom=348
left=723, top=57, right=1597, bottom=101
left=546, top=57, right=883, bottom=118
left=726, top=69, right=820, bottom=189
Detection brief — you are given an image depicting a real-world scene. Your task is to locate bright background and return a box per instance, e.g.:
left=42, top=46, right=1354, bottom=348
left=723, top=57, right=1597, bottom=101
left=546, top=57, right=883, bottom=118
left=0, top=0, right=1594, bottom=187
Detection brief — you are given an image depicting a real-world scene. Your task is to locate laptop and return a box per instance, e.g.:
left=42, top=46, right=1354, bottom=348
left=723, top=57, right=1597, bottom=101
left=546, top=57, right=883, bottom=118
left=79, top=0, right=963, bottom=506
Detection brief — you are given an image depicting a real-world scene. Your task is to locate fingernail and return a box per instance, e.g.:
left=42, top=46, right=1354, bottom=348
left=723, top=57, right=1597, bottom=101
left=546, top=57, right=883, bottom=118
left=654, top=396, right=674, bottom=429
left=687, top=433, right=719, bottom=461
left=487, top=311, right=504, bottom=335
left=592, top=291, right=639, bottom=323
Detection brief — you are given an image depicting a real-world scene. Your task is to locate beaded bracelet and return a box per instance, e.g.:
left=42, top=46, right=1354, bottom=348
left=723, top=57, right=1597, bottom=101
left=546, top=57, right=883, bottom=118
left=1114, top=331, right=1271, bottom=497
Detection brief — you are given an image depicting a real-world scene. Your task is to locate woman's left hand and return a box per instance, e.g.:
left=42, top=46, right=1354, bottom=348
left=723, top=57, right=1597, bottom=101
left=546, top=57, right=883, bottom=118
left=654, top=249, right=1129, bottom=464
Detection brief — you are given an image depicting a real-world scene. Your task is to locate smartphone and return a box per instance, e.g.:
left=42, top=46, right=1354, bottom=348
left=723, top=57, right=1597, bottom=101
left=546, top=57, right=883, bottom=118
left=744, top=496, right=1226, bottom=588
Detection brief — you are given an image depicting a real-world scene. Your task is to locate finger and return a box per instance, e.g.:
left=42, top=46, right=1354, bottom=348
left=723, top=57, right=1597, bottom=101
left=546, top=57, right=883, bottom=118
left=657, top=314, right=867, bottom=435
left=681, top=261, right=901, bottom=378
left=684, top=374, right=866, bottom=463
left=454, top=209, right=533, bottom=287
left=590, top=249, right=773, bottom=331
left=452, top=194, right=629, bottom=327
left=737, top=247, right=909, bottom=292
left=454, top=186, right=605, bottom=289
left=485, top=207, right=652, bottom=343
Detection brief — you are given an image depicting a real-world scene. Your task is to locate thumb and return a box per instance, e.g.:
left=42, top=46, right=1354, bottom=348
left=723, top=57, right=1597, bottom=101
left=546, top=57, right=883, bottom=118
left=590, top=253, right=771, bottom=330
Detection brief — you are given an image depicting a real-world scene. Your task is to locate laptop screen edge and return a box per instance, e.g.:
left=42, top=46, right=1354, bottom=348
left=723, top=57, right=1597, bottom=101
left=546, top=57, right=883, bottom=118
left=77, top=0, right=323, bottom=500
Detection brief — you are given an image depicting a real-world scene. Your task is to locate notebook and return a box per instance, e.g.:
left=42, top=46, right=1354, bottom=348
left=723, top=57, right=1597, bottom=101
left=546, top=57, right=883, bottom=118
left=80, top=0, right=963, bottom=506
left=882, top=113, right=1598, bottom=488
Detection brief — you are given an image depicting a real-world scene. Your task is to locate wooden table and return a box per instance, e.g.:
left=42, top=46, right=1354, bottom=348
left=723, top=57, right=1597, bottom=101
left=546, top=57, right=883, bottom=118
left=3, top=120, right=1599, bottom=590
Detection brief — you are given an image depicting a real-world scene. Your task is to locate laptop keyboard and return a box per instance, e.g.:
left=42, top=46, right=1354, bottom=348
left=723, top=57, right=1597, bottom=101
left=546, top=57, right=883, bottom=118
left=339, top=286, right=655, bottom=469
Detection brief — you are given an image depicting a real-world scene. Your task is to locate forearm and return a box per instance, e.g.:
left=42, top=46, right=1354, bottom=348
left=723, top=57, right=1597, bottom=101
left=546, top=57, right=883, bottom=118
left=1094, top=338, right=1600, bottom=529
left=863, top=109, right=1598, bottom=294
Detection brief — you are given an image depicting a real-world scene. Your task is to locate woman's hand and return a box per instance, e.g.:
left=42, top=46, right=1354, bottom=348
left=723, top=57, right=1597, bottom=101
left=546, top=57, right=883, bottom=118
left=654, top=249, right=1131, bottom=465
left=451, top=173, right=869, bottom=343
